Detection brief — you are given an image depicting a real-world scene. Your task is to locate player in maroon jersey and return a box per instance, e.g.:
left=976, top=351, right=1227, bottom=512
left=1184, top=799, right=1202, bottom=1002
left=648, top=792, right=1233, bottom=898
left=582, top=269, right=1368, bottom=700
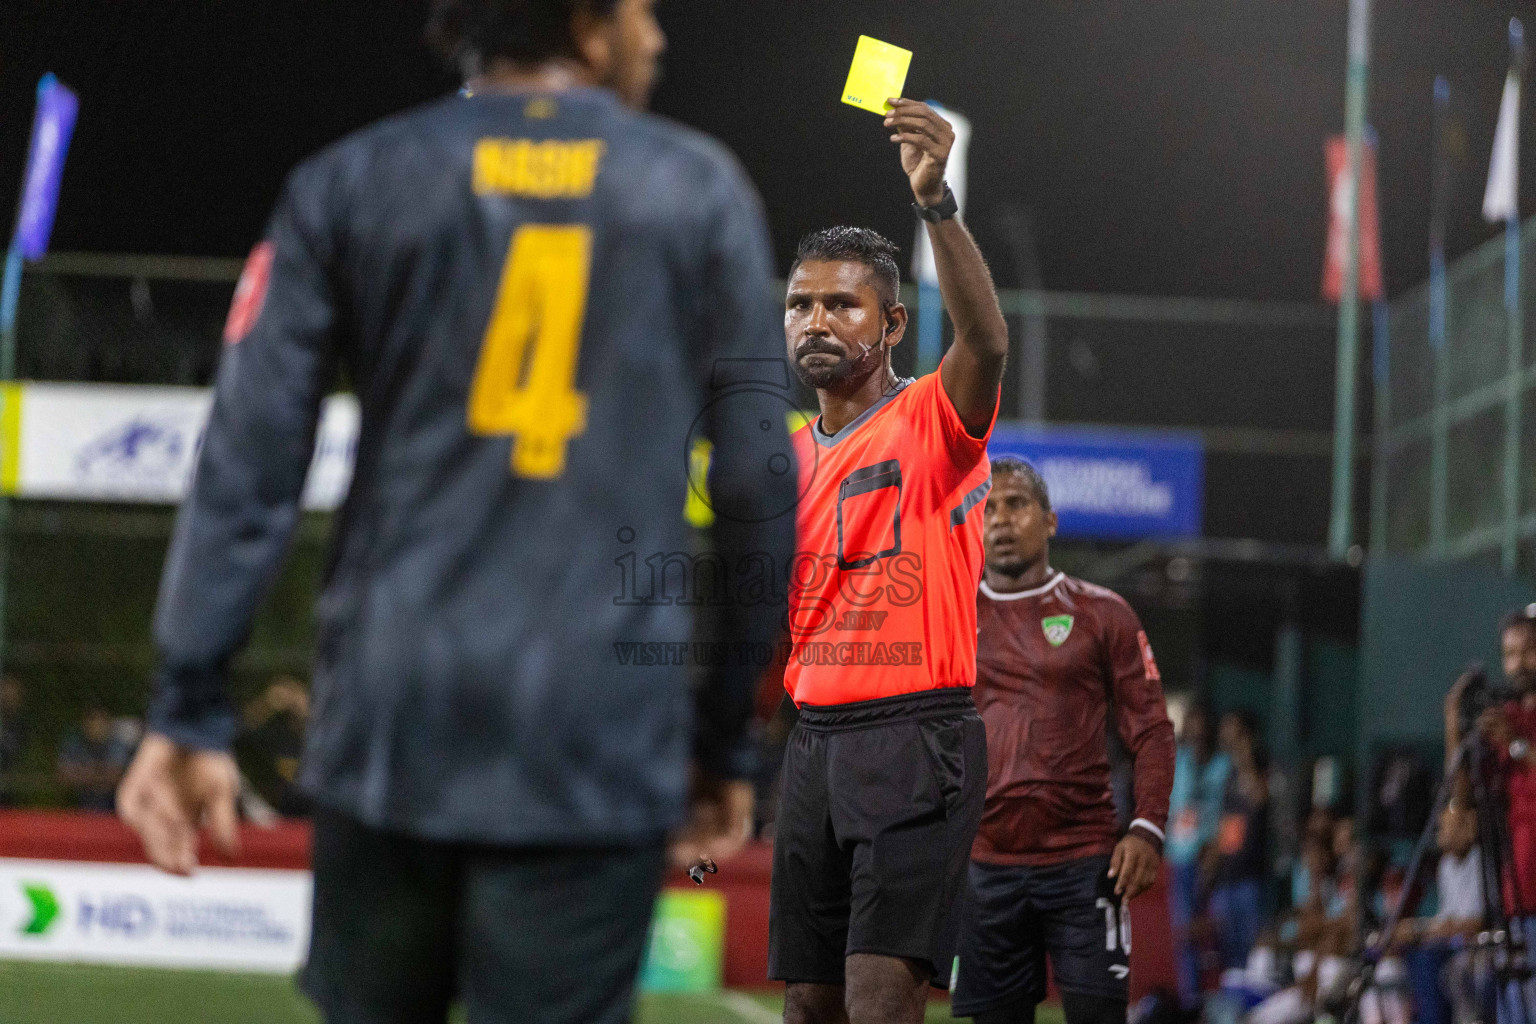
left=952, top=457, right=1176, bottom=1024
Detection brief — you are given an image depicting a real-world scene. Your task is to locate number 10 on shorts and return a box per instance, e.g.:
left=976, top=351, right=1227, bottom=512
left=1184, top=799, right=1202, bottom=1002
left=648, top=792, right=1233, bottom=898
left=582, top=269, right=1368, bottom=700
left=1095, top=897, right=1131, bottom=954
left=468, top=224, right=593, bottom=479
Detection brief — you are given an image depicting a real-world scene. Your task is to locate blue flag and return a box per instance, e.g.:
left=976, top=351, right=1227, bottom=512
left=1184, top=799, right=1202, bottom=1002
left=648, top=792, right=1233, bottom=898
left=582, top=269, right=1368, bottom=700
left=13, top=74, right=79, bottom=261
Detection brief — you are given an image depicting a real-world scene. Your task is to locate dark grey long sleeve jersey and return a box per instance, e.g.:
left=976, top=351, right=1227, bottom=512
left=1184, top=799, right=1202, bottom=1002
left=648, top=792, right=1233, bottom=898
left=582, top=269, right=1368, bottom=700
left=148, top=88, right=798, bottom=846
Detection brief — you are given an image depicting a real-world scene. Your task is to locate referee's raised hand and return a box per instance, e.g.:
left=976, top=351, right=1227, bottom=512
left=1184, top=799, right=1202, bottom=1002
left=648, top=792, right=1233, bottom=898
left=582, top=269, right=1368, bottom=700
left=118, top=733, right=241, bottom=875
left=883, top=98, right=954, bottom=206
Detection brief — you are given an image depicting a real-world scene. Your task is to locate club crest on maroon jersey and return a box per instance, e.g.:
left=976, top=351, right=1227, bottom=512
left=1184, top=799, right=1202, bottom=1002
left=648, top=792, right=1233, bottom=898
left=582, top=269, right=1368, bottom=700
left=1041, top=614, right=1074, bottom=647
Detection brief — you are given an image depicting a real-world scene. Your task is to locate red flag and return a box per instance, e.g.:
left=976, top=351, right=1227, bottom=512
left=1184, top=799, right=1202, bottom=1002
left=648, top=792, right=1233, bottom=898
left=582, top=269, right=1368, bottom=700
left=1322, top=136, right=1383, bottom=302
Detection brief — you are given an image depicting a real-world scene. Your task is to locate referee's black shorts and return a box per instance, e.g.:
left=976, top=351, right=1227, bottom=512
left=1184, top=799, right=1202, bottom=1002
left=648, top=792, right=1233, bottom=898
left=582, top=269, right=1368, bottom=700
left=952, top=853, right=1130, bottom=1017
left=768, top=688, right=987, bottom=989
left=299, top=807, right=664, bottom=1024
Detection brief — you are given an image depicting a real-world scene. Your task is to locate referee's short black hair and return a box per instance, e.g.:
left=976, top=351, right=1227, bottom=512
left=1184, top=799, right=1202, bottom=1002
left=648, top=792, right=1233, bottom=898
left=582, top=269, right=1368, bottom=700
left=990, top=455, right=1051, bottom=512
left=790, top=227, right=901, bottom=307
left=428, top=0, right=620, bottom=69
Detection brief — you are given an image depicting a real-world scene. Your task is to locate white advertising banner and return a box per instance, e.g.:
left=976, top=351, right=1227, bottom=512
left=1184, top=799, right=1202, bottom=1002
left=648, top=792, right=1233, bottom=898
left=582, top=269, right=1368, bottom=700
left=9, top=383, right=358, bottom=510
left=0, top=859, right=311, bottom=972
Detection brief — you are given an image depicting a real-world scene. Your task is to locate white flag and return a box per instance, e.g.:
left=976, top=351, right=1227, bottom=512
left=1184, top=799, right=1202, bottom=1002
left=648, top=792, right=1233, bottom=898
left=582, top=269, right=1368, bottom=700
left=1484, top=70, right=1521, bottom=222
left=913, top=103, right=971, bottom=286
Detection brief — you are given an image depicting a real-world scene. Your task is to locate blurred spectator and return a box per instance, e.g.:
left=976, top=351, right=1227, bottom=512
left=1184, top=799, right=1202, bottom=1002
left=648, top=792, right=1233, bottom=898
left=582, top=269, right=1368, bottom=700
left=1331, top=815, right=1358, bottom=911
left=0, top=677, right=25, bottom=806
left=1434, top=806, right=1490, bottom=1024
left=1290, top=807, right=1337, bottom=910
left=56, top=706, right=133, bottom=812
left=235, top=676, right=311, bottom=817
left=1230, top=827, right=1363, bottom=1024
left=1166, top=699, right=1230, bottom=1007
left=1395, top=804, right=1488, bottom=1024
left=1430, top=805, right=1484, bottom=932
left=1369, top=748, right=1434, bottom=841
left=1208, top=709, right=1270, bottom=970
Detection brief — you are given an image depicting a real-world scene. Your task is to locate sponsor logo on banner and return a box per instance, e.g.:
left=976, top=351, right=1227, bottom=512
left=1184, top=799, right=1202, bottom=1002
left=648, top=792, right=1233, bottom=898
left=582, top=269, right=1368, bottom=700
left=19, top=882, right=60, bottom=935
left=990, top=426, right=1203, bottom=540
left=9, top=383, right=357, bottom=510
left=0, top=859, right=311, bottom=972
left=16, top=386, right=211, bottom=503
left=4, top=861, right=722, bottom=980
left=639, top=889, right=725, bottom=993
left=1037, top=457, right=1174, bottom=517
left=74, top=418, right=190, bottom=488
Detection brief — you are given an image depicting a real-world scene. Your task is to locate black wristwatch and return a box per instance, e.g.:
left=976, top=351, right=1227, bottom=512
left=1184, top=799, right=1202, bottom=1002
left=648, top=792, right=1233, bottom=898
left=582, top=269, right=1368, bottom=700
left=913, top=184, right=958, bottom=223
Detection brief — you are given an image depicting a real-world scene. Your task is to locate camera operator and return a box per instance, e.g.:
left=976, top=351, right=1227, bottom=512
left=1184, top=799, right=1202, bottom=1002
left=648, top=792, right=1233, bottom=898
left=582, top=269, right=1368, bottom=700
left=1445, top=605, right=1536, bottom=917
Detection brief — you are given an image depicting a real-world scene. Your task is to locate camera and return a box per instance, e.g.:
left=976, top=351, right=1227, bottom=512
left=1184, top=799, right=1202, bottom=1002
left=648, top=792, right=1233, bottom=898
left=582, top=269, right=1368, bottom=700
left=1457, top=664, right=1520, bottom=735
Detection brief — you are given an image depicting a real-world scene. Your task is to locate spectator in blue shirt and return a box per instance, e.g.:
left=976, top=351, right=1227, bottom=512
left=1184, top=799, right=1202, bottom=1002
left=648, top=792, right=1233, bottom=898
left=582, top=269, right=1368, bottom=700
left=1166, top=700, right=1231, bottom=1006
left=1209, top=711, right=1270, bottom=971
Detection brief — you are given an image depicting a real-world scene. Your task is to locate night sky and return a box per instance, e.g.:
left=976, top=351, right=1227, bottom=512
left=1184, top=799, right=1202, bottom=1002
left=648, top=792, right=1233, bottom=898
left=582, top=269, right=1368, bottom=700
left=5, top=0, right=1536, bottom=301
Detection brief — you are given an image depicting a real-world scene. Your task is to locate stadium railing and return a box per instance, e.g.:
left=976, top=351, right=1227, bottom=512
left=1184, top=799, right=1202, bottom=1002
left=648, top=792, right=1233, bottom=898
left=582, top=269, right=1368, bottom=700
left=1374, top=215, right=1536, bottom=574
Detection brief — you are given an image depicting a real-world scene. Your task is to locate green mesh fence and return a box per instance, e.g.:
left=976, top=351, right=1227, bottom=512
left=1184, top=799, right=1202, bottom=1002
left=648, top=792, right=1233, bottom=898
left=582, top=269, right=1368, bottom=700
left=1375, top=220, right=1536, bottom=574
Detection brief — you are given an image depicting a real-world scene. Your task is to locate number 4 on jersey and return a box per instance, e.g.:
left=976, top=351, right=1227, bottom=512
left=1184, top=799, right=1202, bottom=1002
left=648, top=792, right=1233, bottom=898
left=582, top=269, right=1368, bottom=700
left=467, top=224, right=593, bottom=479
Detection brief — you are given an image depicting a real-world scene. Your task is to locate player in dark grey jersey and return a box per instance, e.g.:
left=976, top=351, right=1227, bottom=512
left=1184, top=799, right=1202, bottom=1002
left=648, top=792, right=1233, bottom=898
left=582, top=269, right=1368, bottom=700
left=116, top=2, right=796, bottom=1021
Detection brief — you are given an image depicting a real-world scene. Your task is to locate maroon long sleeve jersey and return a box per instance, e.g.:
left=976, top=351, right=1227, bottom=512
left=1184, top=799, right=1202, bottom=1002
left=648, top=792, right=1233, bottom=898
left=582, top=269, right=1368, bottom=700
left=971, top=572, right=1176, bottom=866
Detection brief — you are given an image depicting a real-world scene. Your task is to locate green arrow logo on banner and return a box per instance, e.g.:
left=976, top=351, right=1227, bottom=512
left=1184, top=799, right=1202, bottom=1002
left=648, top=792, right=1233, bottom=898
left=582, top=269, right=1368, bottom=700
left=20, top=882, right=60, bottom=936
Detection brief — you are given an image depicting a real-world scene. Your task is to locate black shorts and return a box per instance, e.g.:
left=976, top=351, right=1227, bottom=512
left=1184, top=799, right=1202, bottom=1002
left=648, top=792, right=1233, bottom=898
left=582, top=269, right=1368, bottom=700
left=952, top=854, right=1130, bottom=1016
left=299, top=808, right=664, bottom=1024
left=768, top=688, right=987, bottom=989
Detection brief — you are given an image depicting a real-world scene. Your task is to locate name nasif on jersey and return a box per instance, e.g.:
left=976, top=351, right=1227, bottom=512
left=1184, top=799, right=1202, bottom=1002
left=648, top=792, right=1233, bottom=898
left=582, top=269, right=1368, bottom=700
left=473, top=138, right=606, bottom=199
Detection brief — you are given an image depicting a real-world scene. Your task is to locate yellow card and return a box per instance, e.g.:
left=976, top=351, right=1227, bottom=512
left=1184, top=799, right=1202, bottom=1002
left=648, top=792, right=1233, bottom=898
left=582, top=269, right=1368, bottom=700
left=841, top=35, right=912, bottom=115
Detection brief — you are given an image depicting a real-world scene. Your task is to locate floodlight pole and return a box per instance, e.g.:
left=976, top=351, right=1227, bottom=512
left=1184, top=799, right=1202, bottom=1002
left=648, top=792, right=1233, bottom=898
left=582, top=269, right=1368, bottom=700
left=1329, top=0, right=1372, bottom=560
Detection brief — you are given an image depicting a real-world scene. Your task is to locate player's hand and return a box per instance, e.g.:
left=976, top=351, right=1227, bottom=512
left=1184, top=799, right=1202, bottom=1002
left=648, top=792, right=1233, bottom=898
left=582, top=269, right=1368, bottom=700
left=1108, top=833, right=1161, bottom=900
left=669, top=771, right=754, bottom=875
left=1479, top=706, right=1514, bottom=748
left=884, top=98, right=954, bottom=207
left=117, top=733, right=241, bottom=876
left=1446, top=670, right=1479, bottom=716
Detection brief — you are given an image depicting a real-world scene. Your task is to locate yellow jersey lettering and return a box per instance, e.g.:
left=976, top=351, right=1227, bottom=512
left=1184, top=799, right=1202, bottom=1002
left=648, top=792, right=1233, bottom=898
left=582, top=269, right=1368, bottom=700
left=473, top=139, right=606, bottom=199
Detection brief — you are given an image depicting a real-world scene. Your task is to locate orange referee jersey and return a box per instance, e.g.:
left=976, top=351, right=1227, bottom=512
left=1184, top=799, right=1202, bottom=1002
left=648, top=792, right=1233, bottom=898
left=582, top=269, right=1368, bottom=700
left=785, top=372, right=996, bottom=706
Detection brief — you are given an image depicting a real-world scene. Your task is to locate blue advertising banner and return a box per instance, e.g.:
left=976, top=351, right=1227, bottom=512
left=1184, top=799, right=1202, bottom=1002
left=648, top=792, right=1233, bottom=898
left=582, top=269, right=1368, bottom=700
left=13, top=74, right=79, bottom=260
left=989, top=425, right=1204, bottom=539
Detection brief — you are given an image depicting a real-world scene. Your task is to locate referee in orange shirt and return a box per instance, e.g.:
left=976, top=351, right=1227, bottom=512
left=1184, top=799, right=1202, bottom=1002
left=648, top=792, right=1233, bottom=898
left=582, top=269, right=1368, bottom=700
left=770, top=98, right=1009, bottom=1024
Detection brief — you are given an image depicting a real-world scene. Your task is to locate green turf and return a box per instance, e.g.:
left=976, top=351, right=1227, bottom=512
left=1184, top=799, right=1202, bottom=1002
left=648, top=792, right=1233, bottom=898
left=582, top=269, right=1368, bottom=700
left=0, top=960, right=1066, bottom=1023
left=0, top=960, right=322, bottom=1024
